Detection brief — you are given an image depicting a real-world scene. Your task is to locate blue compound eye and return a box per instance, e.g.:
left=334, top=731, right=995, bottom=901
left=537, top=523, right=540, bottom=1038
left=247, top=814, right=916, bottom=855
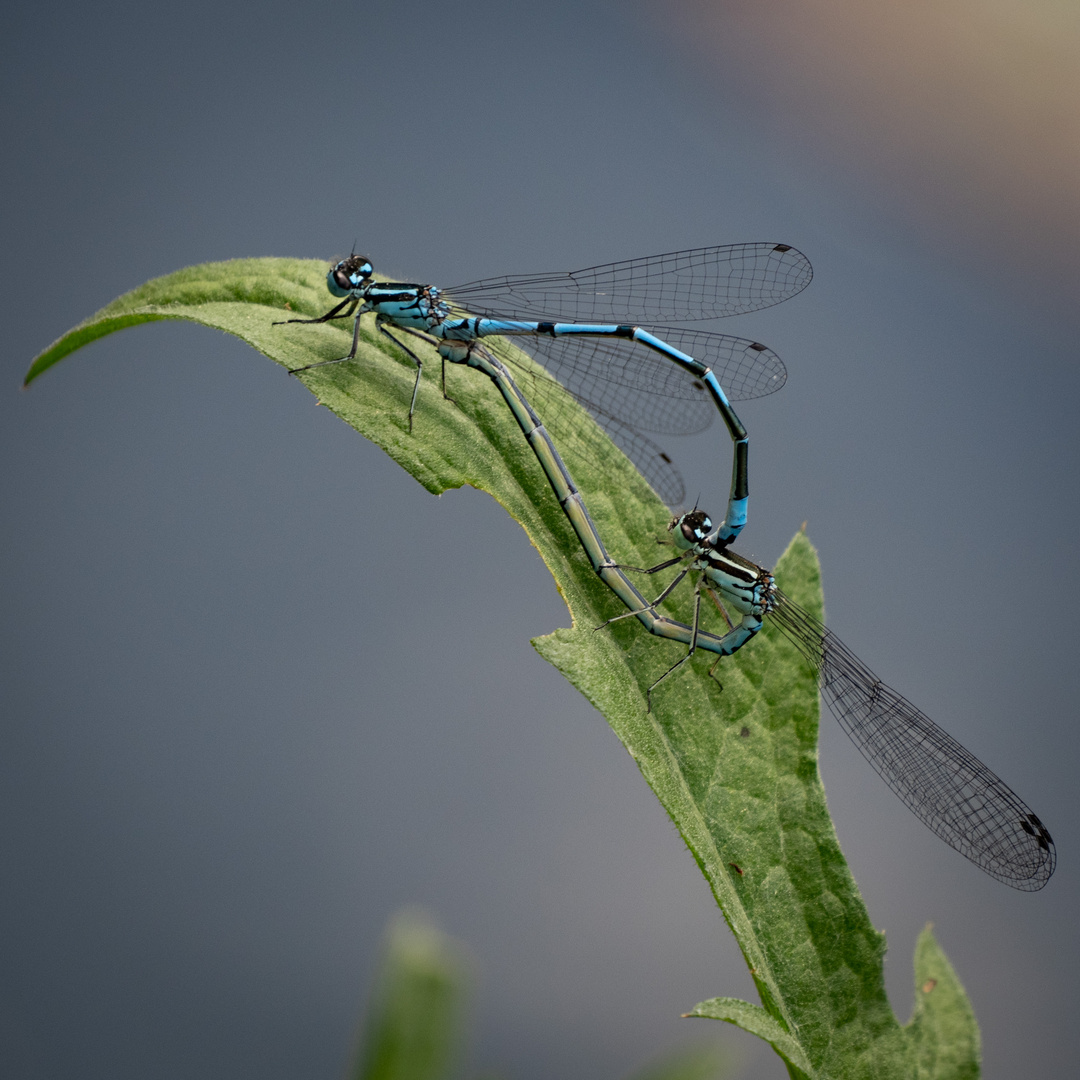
left=327, top=267, right=352, bottom=297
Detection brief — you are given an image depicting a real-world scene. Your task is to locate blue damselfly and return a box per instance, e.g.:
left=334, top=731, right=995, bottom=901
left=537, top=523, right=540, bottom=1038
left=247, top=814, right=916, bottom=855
left=276, top=246, right=1053, bottom=890
left=614, top=509, right=1056, bottom=891
left=275, top=244, right=810, bottom=544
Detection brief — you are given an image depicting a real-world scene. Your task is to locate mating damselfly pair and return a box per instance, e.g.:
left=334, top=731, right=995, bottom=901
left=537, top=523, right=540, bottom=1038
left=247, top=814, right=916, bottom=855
left=276, top=244, right=1055, bottom=891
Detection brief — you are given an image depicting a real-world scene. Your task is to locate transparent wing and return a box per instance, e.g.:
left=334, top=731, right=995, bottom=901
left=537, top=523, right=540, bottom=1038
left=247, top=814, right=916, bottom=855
left=565, top=402, right=687, bottom=510
left=446, top=243, right=812, bottom=323
left=485, top=340, right=689, bottom=508
left=521, top=326, right=787, bottom=406
left=770, top=590, right=1056, bottom=890
left=480, top=328, right=784, bottom=507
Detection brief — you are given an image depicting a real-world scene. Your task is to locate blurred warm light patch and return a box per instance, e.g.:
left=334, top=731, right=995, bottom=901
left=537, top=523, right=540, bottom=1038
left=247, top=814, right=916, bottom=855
left=663, top=0, right=1079, bottom=295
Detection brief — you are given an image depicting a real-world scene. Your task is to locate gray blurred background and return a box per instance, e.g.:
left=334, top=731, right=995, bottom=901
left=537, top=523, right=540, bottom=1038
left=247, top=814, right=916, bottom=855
left=3, top=2, right=1077, bottom=1077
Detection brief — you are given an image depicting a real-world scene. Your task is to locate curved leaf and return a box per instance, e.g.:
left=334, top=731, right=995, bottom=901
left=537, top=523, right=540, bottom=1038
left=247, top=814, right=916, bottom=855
left=25, top=258, right=977, bottom=1078
left=685, top=997, right=814, bottom=1079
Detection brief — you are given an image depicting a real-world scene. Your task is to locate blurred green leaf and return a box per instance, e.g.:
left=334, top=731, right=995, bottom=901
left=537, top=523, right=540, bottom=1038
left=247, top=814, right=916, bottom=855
left=626, top=1042, right=733, bottom=1080
left=353, top=910, right=467, bottom=1080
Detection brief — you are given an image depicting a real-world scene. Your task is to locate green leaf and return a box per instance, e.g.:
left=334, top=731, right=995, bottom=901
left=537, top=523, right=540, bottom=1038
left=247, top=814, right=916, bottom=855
left=26, top=258, right=979, bottom=1079
left=352, top=909, right=468, bottom=1080
left=904, top=926, right=981, bottom=1080
left=683, top=997, right=814, bottom=1079
left=626, top=1042, right=734, bottom=1080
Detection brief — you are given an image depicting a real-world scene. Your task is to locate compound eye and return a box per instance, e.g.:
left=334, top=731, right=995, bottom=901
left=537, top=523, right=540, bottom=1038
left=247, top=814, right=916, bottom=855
left=327, top=266, right=354, bottom=297
left=679, top=511, right=712, bottom=543
left=341, top=255, right=373, bottom=278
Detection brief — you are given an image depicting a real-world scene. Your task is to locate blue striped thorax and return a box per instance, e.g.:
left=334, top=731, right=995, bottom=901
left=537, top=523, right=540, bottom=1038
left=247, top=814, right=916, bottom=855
left=700, top=545, right=775, bottom=618
left=325, top=256, right=452, bottom=332
left=363, top=283, right=448, bottom=331
left=669, top=511, right=776, bottom=617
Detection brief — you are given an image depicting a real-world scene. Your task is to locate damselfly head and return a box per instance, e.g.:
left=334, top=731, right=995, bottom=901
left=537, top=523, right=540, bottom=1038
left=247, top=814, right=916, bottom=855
left=327, top=255, right=374, bottom=297
left=670, top=510, right=712, bottom=549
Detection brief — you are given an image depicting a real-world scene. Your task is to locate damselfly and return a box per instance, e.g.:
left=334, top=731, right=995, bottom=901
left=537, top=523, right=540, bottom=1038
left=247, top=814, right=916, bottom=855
left=612, top=509, right=1056, bottom=891
left=390, top=331, right=769, bottom=678
left=274, top=246, right=1053, bottom=889
left=274, top=244, right=810, bottom=545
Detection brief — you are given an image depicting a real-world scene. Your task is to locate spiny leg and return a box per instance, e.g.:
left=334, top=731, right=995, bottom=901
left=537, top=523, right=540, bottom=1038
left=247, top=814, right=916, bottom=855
left=613, top=554, right=686, bottom=575
left=439, top=354, right=458, bottom=408
left=596, top=565, right=690, bottom=631
left=379, top=325, right=437, bottom=432
left=594, top=546, right=693, bottom=629
left=387, top=324, right=460, bottom=411
left=646, top=581, right=704, bottom=711
left=287, top=300, right=367, bottom=375
left=704, top=587, right=735, bottom=690
left=273, top=296, right=358, bottom=327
